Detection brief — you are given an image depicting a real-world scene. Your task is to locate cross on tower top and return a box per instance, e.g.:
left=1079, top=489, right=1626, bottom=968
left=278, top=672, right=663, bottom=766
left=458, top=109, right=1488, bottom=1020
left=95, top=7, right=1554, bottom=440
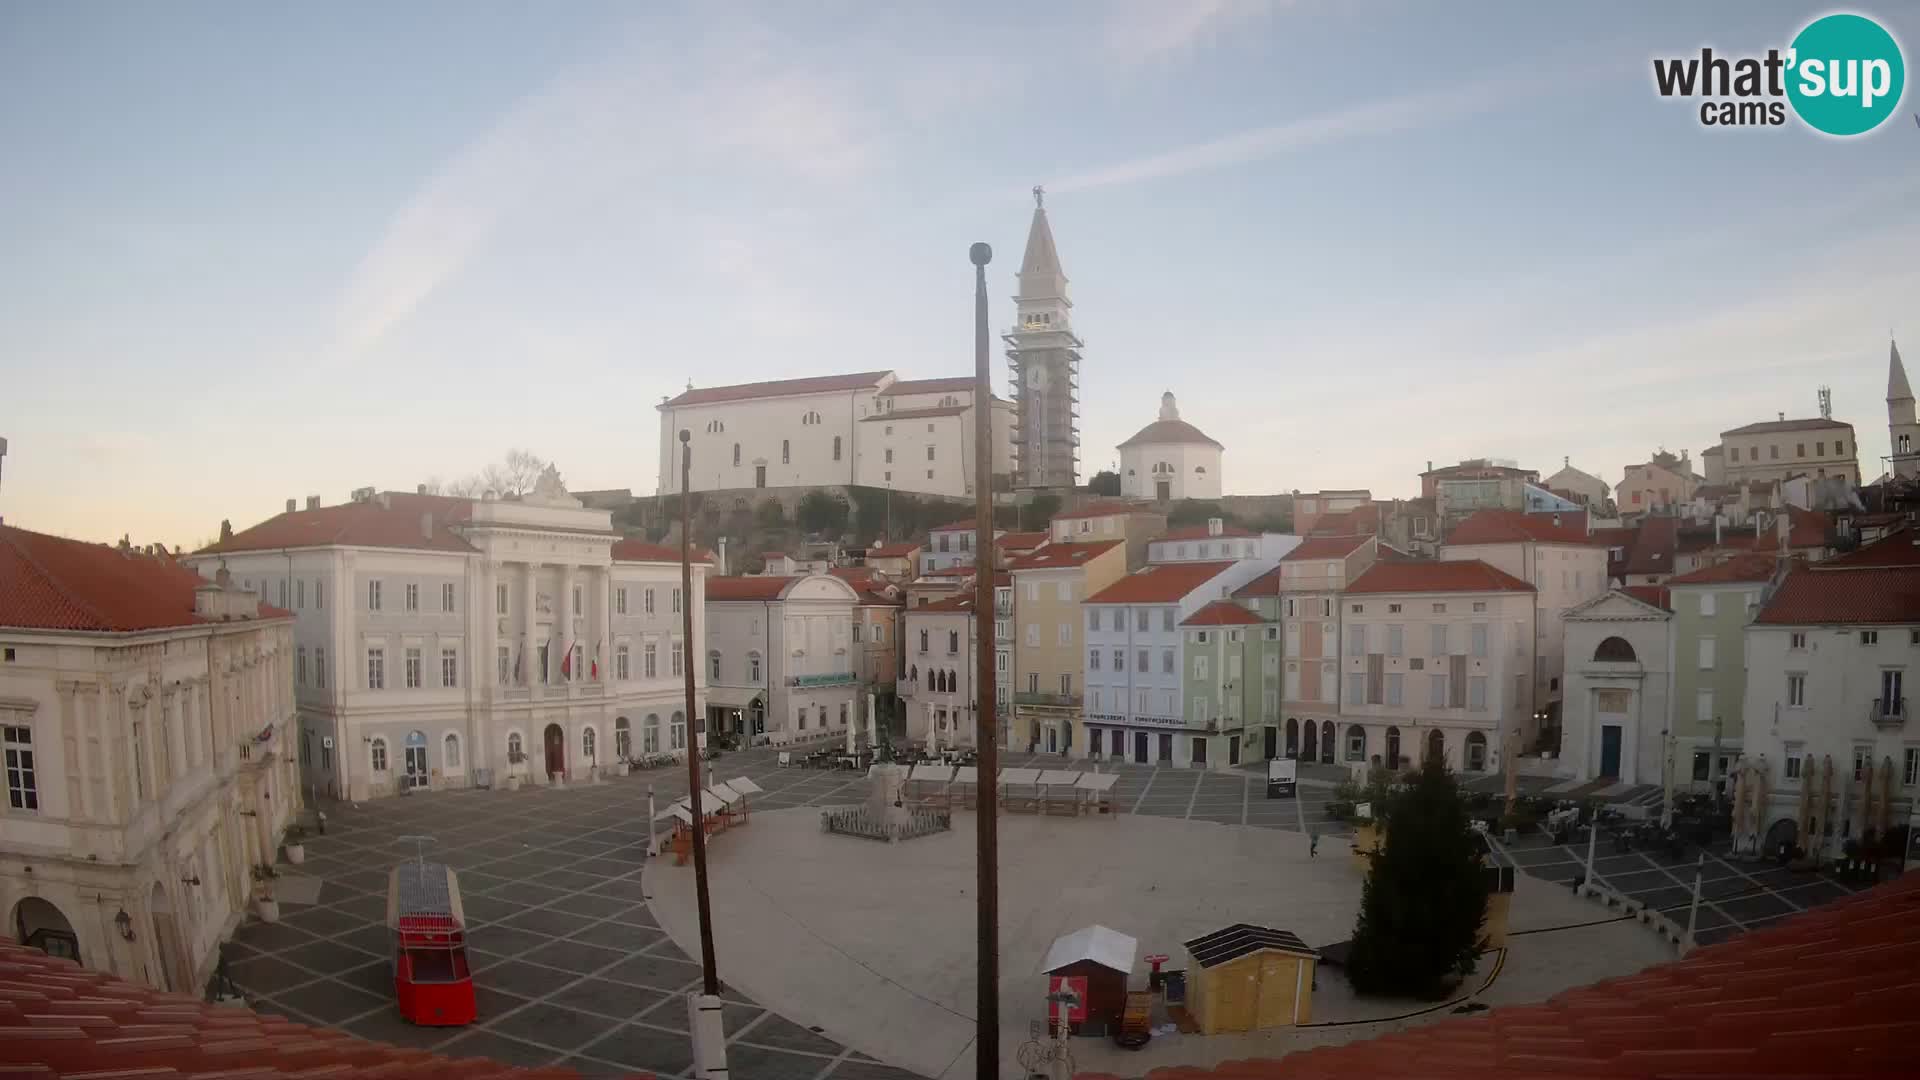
left=1032, top=185, right=1044, bottom=209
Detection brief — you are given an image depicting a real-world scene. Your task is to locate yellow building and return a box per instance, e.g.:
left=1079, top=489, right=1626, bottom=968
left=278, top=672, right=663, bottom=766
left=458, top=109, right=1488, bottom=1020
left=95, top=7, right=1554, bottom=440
left=1007, top=539, right=1126, bottom=754
left=1184, top=924, right=1319, bottom=1033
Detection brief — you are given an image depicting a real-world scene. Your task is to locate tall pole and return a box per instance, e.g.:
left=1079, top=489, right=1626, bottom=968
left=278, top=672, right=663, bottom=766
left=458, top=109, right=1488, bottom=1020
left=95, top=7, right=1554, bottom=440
left=679, top=430, right=720, bottom=996
left=968, top=240, right=1000, bottom=1080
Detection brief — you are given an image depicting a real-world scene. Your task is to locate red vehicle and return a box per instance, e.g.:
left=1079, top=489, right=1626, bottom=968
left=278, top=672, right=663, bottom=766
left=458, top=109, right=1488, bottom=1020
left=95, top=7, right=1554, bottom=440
left=386, top=860, right=476, bottom=1026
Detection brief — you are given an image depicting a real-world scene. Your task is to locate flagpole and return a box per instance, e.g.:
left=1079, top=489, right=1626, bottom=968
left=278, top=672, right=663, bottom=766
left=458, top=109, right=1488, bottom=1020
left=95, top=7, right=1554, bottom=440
left=968, top=239, right=1000, bottom=1080
left=679, top=429, right=727, bottom=1080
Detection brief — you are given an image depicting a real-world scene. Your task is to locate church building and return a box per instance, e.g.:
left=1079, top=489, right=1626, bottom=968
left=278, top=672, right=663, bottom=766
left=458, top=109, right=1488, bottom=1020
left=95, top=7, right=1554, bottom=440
left=1119, top=392, right=1224, bottom=502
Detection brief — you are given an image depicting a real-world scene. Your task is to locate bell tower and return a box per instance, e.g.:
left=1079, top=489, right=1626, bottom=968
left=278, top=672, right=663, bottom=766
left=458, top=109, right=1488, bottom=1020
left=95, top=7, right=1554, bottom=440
left=1889, top=340, right=1919, bottom=479
left=1004, top=187, right=1082, bottom=492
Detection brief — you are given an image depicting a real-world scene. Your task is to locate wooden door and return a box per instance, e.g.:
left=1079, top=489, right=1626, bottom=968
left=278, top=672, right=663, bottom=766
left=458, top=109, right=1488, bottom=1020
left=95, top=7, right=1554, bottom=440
left=543, top=724, right=565, bottom=778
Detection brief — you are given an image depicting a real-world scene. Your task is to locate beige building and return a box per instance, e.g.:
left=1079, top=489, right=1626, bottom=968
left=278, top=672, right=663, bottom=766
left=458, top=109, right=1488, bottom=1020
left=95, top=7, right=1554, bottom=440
left=900, top=592, right=978, bottom=747
left=1543, top=457, right=1612, bottom=510
left=1712, top=416, right=1858, bottom=488
left=1618, top=451, right=1699, bottom=515
left=1047, top=501, right=1168, bottom=569
left=1270, top=534, right=1381, bottom=763
left=1008, top=539, right=1127, bottom=753
left=2, top=525, right=298, bottom=996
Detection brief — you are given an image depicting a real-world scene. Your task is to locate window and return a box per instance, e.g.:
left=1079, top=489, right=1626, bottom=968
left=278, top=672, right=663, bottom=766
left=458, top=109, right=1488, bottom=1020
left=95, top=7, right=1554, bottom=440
left=613, top=587, right=627, bottom=615
left=1346, top=726, right=1366, bottom=761
left=1790, top=631, right=1806, bottom=650
left=1471, top=623, right=1488, bottom=658
left=444, top=733, right=462, bottom=769
left=1162, top=648, right=1174, bottom=673
left=1853, top=745, right=1871, bottom=781
left=571, top=584, right=583, bottom=615
left=1700, top=592, right=1716, bottom=617
left=1025, top=624, right=1039, bottom=646
left=1431, top=624, right=1448, bottom=655
left=3, top=725, right=36, bottom=811
left=782, top=439, right=790, bottom=464
left=441, top=648, right=458, bottom=687
left=499, top=645, right=512, bottom=685
left=671, top=640, right=683, bottom=676
left=1060, top=673, right=1073, bottom=695
left=709, top=651, right=722, bottom=681
left=1468, top=676, right=1487, bottom=711
left=1058, top=623, right=1072, bottom=646
left=1796, top=443, right=1805, bottom=457
left=405, top=583, right=419, bottom=612
left=672, top=588, right=682, bottom=614
left=1285, top=598, right=1296, bottom=618
left=644, top=642, right=658, bottom=678
left=368, top=579, right=383, bottom=611
left=1387, top=603, right=1402, bottom=614
left=497, top=583, right=509, bottom=614
left=405, top=648, right=422, bottom=688
left=1729, top=447, right=1740, bottom=462
left=1784, top=742, right=1804, bottom=781
left=442, top=582, right=456, bottom=612
left=295, top=578, right=305, bottom=609
left=509, top=731, right=526, bottom=760
left=670, top=712, right=686, bottom=750
left=1320, top=598, right=1332, bottom=617
left=1129, top=608, right=1144, bottom=632
left=1430, top=673, right=1447, bottom=707
left=946, top=629, right=960, bottom=654
left=1387, top=625, right=1403, bottom=657
left=368, top=648, right=386, bottom=690
left=1860, top=629, right=1880, bottom=645
left=1431, top=603, right=1447, bottom=614
left=1350, top=604, right=1363, bottom=615
left=315, top=646, right=327, bottom=688
left=1699, top=637, right=1716, bottom=670
left=1346, top=672, right=1365, bottom=705
left=1347, top=625, right=1365, bottom=654
left=927, top=445, right=936, bottom=461
left=1196, top=655, right=1210, bottom=678
left=1089, top=649, right=1101, bottom=671
left=278, top=578, right=287, bottom=607
left=370, top=738, right=388, bottom=772
left=1056, top=581, right=1073, bottom=602
left=1472, top=601, right=1487, bottom=613
left=645, top=588, right=656, bottom=614
left=642, top=715, right=660, bottom=753
left=1386, top=672, right=1403, bottom=706
left=733, top=442, right=741, bottom=466
left=1838, top=439, right=1848, bottom=454
left=1697, top=688, right=1714, bottom=723
left=296, top=646, right=308, bottom=685
left=1787, top=673, right=1806, bottom=707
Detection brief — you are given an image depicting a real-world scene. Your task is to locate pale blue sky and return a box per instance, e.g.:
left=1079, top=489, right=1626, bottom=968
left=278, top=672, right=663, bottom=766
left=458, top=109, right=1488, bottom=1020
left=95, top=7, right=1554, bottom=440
left=2, top=1, right=1915, bottom=547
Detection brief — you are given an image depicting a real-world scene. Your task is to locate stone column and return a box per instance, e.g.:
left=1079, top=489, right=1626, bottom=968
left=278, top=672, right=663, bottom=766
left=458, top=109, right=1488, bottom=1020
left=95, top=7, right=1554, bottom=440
left=523, top=562, right=539, bottom=691
left=602, top=566, right=615, bottom=685
left=866, top=691, right=876, bottom=751
left=560, top=565, right=577, bottom=686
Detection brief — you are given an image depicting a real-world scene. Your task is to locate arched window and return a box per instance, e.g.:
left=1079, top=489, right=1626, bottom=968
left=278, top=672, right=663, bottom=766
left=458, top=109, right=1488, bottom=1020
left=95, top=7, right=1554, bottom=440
left=582, top=726, right=597, bottom=762
left=1285, top=718, right=1299, bottom=756
left=1426, top=728, right=1445, bottom=765
left=920, top=628, right=930, bottom=652
left=948, top=629, right=960, bottom=654
left=1594, top=636, right=1638, bottom=662
left=443, top=733, right=461, bottom=769
left=370, top=738, right=388, bottom=772
left=910, top=664, right=918, bottom=686
left=1195, top=465, right=1207, bottom=474
left=643, top=714, right=661, bottom=753
left=1385, top=726, right=1402, bottom=769
left=1465, top=731, right=1488, bottom=771
left=507, top=732, right=524, bottom=762
left=1320, top=721, right=1335, bottom=763
left=669, top=712, right=687, bottom=750
left=615, top=716, right=632, bottom=758
left=1345, top=724, right=1366, bottom=762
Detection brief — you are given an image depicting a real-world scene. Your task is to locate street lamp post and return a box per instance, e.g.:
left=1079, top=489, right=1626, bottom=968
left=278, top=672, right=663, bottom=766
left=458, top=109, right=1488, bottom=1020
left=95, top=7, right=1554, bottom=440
left=678, top=431, right=726, bottom=1080
left=968, top=240, right=1000, bottom=1080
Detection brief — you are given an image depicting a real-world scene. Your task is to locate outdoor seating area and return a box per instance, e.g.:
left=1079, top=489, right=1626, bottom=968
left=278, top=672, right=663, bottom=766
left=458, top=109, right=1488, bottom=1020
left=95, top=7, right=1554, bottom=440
left=654, top=776, right=767, bottom=865
left=899, top=764, right=1120, bottom=817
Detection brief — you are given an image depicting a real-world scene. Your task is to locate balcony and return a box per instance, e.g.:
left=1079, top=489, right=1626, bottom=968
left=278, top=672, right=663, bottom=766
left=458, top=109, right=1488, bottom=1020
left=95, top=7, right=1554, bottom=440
left=1870, top=696, right=1907, bottom=729
left=1015, top=690, right=1081, bottom=709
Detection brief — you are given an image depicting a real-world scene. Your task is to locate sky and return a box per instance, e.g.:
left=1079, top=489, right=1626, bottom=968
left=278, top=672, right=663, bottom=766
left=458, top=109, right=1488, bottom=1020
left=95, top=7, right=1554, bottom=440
left=2, top=1, right=1917, bottom=549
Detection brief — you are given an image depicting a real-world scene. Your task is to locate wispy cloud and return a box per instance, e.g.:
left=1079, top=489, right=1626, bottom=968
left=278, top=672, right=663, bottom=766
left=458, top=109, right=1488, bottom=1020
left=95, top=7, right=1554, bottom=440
left=1100, top=0, right=1291, bottom=66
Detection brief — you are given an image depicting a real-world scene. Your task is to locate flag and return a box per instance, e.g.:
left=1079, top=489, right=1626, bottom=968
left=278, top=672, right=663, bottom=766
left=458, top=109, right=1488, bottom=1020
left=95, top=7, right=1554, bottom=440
left=513, top=647, right=522, bottom=682
left=591, top=641, right=600, bottom=680
left=560, top=639, right=572, bottom=678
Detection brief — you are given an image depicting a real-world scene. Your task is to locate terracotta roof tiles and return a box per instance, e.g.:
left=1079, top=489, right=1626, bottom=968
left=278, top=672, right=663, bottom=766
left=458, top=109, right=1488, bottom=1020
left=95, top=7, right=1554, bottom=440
left=994, top=530, right=1050, bottom=552
left=1279, top=534, right=1372, bottom=561
left=1445, top=509, right=1596, bottom=547
left=1821, top=527, right=1920, bottom=568
left=704, top=575, right=800, bottom=601
left=2, top=525, right=284, bottom=632
left=1117, top=418, right=1222, bottom=449
left=1231, top=566, right=1281, bottom=599
left=1755, top=564, right=1920, bottom=625
left=875, top=376, right=974, bottom=396
left=1007, top=539, right=1123, bottom=570
left=1620, top=584, right=1672, bottom=611
left=1346, top=559, right=1534, bottom=595
left=1623, top=516, right=1679, bottom=575
left=859, top=405, right=970, bottom=421
left=1086, top=561, right=1237, bottom=604
left=660, top=370, right=891, bottom=407
left=198, top=493, right=480, bottom=555
left=1181, top=599, right=1264, bottom=626
left=1666, top=552, right=1782, bottom=586
left=1721, top=416, right=1853, bottom=436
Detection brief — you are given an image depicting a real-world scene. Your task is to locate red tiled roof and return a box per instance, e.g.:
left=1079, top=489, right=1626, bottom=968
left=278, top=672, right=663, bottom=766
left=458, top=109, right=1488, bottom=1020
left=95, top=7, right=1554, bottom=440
left=1821, top=527, right=1920, bottom=568
left=705, top=575, right=800, bottom=601
left=1280, top=534, right=1372, bottom=561
left=1590, top=526, right=1637, bottom=550
left=2, top=525, right=285, bottom=632
left=1086, top=561, right=1238, bottom=604
left=1667, top=552, right=1782, bottom=585
left=866, top=541, right=921, bottom=558
left=1624, top=515, right=1679, bottom=575
left=1117, top=418, right=1222, bottom=449
left=610, top=538, right=712, bottom=564
left=995, top=530, right=1049, bottom=551
left=1762, top=505, right=1833, bottom=551
left=1051, top=500, right=1158, bottom=521
left=1722, top=415, right=1853, bottom=436
left=918, top=592, right=978, bottom=612
left=660, top=370, right=890, bottom=407
left=198, top=492, right=480, bottom=555
left=876, top=376, right=973, bottom=396
left=1154, top=523, right=1254, bottom=541
left=1181, top=599, right=1263, bottom=626
left=1756, top=564, right=1920, bottom=625
left=0, top=938, right=634, bottom=1079
left=859, top=405, right=970, bottom=421
left=1007, top=539, right=1123, bottom=570
left=1231, top=566, right=1281, bottom=599
left=1620, top=584, right=1672, bottom=611
left=1073, top=871, right=1920, bottom=1080
left=1445, top=509, right=1594, bottom=546
left=1677, top=524, right=1757, bottom=554
left=1305, top=503, right=1380, bottom=537
left=1346, top=559, right=1533, bottom=595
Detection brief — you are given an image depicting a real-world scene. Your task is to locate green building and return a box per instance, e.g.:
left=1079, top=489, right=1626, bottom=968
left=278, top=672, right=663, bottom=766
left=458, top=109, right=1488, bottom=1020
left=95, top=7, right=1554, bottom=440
left=1665, top=553, right=1784, bottom=791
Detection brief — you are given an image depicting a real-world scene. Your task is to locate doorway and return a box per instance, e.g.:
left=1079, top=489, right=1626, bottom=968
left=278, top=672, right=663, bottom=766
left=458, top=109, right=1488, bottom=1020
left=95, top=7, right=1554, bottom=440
left=1320, top=721, right=1336, bottom=765
left=1263, top=727, right=1277, bottom=760
left=1045, top=726, right=1057, bottom=753
left=1386, top=726, right=1402, bottom=770
left=1300, top=720, right=1315, bottom=760
left=543, top=724, right=565, bottom=779
left=755, top=465, right=767, bottom=488
left=1158, top=733, right=1174, bottom=763
left=149, top=882, right=181, bottom=992
left=1156, top=479, right=1171, bottom=502
left=1599, top=724, right=1622, bottom=779
left=403, top=730, right=429, bottom=790
left=1134, top=732, right=1149, bottom=764
left=12, top=897, right=79, bottom=964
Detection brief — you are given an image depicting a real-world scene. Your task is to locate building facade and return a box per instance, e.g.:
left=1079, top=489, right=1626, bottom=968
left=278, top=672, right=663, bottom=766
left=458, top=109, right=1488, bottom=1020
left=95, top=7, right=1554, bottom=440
left=1048, top=501, right=1169, bottom=569
left=1273, top=535, right=1379, bottom=763
left=1714, top=418, right=1858, bottom=488
left=1619, top=452, right=1700, bottom=515
left=1009, top=540, right=1126, bottom=754
left=1887, top=341, right=1919, bottom=481
left=1005, top=190, right=1082, bottom=491
left=1118, top=393, right=1223, bottom=502
left=190, top=479, right=706, bottom=800
left=1561, top=589, right=1673, bottom=785
left=1667, top=554, right=1786, bottom=792
left=704, top=573, right=861, bottom=742
left=2, top=526, right=298, bottom=996
left=1543, top=458, right=1612, bottom=510
left=1181, top=601, right=1270, bottom=769
left=901, top=593, right=977, bottom=747
left=654, top=371, right=1013, bottom=500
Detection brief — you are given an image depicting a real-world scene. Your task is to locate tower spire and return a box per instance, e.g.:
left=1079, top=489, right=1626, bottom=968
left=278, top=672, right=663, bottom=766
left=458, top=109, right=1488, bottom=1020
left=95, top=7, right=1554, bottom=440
left=1892, top=338, right=1913, bottom=403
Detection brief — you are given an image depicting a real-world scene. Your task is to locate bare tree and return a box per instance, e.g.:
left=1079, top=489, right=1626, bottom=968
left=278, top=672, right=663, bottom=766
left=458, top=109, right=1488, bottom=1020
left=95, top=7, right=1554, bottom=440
left=443, top=474, right=488, bottom=498
left=419, top=477, right=447, bottom=496
left=483, top=448, right=552, bottom=497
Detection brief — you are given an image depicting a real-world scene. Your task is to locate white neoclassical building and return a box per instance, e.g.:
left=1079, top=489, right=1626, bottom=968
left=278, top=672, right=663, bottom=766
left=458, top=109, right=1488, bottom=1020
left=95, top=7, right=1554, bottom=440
left=2, top=524, right=298, bottom=995
left=188, top=472, right=707, bottom=801
left=1560, top=589, right=1674, bottom=785
left=703, top=572, right=864, bottom=741
left=655, top=371, right=1014, bottom=500
left=1119, top=393, right=1224, bottom=502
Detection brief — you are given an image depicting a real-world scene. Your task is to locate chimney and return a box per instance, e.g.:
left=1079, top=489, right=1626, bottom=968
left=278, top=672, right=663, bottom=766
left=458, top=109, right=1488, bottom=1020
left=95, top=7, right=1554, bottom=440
left=376, top=492, right=391, bottom=510
left=285, top=498, right=296, bottom=513
left=418, top=483, right=428, bottom=495
left=719, top=537, right=729, bottom=576
left=1715, top=516, right=1722, bottom=545
left=1778, top=411, right=1785, bottom=422
left=306, top=495, right=320, bottom=510
left=421, top=513, right=434, bottom=540
left=219, top=519, right=233, bottom=542
left=1207, top=517, right=1224, bottom=537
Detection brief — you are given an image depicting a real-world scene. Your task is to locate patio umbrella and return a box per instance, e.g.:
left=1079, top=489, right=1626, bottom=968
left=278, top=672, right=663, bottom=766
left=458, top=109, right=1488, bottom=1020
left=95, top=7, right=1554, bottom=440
left=1753, top=762, right=1769, bottom=850
left=1861, top=758, right=1876, bottom=842
left=1818, top=756, right=1834, bottom=857
left=1728, top=760, right=1747, bottom=851
left=1796, top=759, right=1812, bottom=852
left=1879, top=758, right=1896, bottom=836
